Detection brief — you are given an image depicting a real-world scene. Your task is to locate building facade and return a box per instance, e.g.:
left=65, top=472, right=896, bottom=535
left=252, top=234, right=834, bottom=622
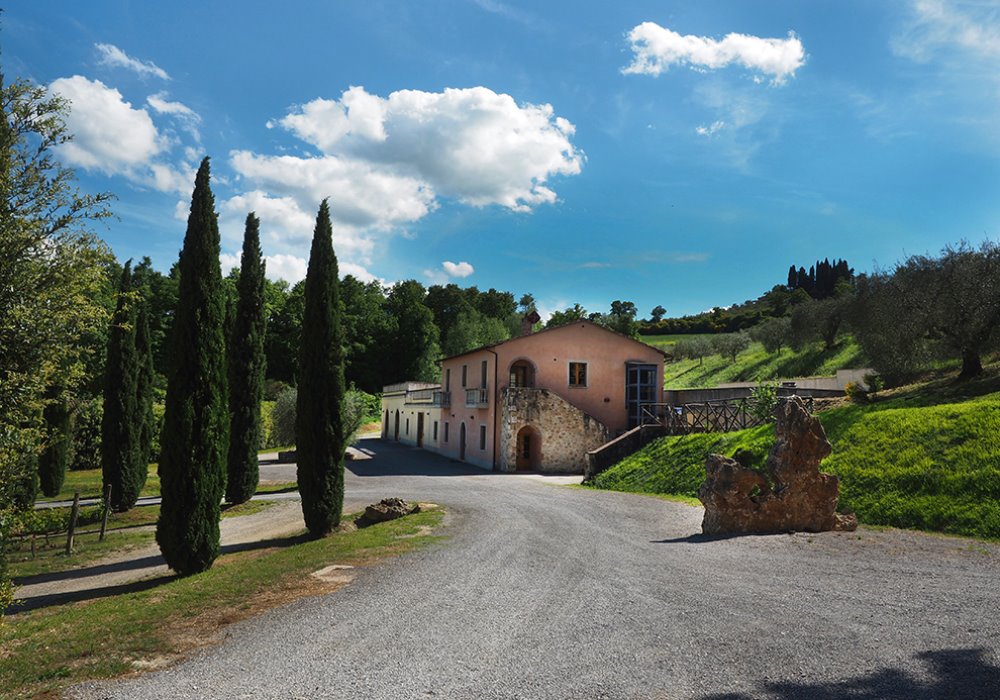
left=383, top=321, right=664, bottom=474
left=380, top=381, right=445, bottom=450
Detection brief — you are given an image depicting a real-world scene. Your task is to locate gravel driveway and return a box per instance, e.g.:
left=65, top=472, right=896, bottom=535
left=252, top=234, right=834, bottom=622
left=73, top=438, right=1000, bottom=699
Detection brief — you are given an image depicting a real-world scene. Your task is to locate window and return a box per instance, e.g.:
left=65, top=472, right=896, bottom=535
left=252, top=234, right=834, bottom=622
left=444, top=422, right=449, bottom=443
left=461, top=364, right=467, bottom=388
left=569, top=361, right=588, bottom=387
left=480, top=360, right=488, bottom=388
left=406, top=418, right=410, bottom=434
left=433, top=421, right=439, bottom=441
left=446, top=368, right=451, bottom=392
left=479, top=424, right=487, bottom=450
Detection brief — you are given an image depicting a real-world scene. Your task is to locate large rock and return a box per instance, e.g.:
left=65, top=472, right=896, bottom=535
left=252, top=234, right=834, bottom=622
left=698, top=396, right=857, bottom=535
left=354, top=498, right=420, bottom=528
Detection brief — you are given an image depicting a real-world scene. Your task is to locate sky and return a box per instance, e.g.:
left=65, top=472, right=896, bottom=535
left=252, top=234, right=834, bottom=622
left=3, top=0, right=999, bottom=319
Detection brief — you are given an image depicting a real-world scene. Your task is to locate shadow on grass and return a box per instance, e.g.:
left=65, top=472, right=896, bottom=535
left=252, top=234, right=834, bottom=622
left=702, top=648, right=1000, bottom=700
left=8, top=532, right=315, bottom=615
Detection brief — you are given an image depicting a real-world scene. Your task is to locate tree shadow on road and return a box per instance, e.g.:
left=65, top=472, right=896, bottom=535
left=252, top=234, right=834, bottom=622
left=701, top=648, right=1000, bottom=700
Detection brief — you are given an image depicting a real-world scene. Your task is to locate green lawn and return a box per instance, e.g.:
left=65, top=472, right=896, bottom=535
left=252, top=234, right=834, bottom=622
left=2, top=507, right=445, bottom=699
left=639, top=333, right=716, bottom=352
left=37, top=464, right=162, bottom=503
left=590, top=372, right=1000, bottom=540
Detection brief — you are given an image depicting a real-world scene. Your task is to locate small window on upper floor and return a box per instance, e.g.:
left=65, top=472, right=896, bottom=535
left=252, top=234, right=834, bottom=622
left=481, top=360, right=488, bottom=388
left=569, top=361, right=587, bottom=387
left=462, top=364, right=467, bottom=388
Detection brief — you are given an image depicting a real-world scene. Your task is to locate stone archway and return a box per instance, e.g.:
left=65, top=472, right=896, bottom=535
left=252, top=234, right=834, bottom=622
left=515, top=425, right=541, bottom=471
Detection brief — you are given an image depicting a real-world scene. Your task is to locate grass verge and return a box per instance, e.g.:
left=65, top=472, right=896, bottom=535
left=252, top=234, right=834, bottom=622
left=9, top=501, right=276, bottom=580
left=590, top=372, right=1000, bottom=540
left=1, top=507, right=445, bottom=699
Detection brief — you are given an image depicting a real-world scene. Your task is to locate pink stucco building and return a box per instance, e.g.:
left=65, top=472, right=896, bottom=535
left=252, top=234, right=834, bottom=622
left=383, top=320, right=664, bottom=473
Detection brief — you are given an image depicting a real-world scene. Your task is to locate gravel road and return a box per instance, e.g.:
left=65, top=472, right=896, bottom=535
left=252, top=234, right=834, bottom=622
left=73, top=438, right=1000, bottom=699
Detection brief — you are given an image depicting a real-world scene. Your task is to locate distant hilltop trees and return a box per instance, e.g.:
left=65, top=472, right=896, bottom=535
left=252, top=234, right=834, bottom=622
left=787, top=258, right=854, bottom=300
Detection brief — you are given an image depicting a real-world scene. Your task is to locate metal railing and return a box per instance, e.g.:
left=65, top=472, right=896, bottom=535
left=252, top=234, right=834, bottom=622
left=465, top=387, right=489, bottom=408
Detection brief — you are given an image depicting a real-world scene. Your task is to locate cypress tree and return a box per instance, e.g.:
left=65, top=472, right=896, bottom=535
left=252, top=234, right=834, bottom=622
left=135, top=304, right=155, bottom=473
left=296, top=199, right=346, bottom=536
left=156, top=157, right=229, bottom=575
left=102, top=261, right=142, bottom=511
left=226, top=213, right=267, bottom=504
left=38, top=389, right=71, bottom=497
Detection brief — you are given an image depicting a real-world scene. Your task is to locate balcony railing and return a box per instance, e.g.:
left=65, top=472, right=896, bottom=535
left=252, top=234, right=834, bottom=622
left=405, top=389, right=450, bottom=407
left=434, top=390, right=451, bottom=407
left=465, top=387, right=489, bottom=408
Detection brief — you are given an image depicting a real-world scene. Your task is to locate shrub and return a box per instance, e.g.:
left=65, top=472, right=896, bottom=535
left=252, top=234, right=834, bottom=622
left=69, top=397, right=102, bottom=471
left=844, top=381, right=868, bottom=404
left=270, top=387, right=298, bottom=447
left=746, top=381, right=780, bottom=423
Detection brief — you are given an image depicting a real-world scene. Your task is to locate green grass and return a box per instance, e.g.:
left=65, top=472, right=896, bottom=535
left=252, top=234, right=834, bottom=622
left=37, top=464, right=161, bottom=503
left=640, top=333, right=716, bottom=352
left=9, top=501, right=277, bottom=580
left=2, top=507, right=445, bottom=699
left=657, top=337, right=866, bottom=389
left=591, top=373, right=1000, bottom=540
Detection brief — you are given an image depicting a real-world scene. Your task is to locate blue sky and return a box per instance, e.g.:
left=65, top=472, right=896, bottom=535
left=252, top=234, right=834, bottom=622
left=4, top=0, right=999, bottom=318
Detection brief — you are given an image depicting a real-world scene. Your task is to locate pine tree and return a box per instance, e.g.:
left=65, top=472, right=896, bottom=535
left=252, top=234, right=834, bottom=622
left=135, top=304, right=155, bottom=472
left=38, top=389, right=71, bottom=497
left=296, top=200, right=346, bottom=537
left=226, top=213, right=267, bottom=505
left=102, top=262, right=142, bottom=511
left=156, top=158, right=229, bottom=575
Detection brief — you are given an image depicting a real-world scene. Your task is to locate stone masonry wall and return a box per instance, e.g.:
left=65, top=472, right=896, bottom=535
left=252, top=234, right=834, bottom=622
left=500, top=387, right=610, bottom=473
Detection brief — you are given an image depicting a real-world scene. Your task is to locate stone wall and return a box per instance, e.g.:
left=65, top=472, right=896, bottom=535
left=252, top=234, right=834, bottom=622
left=500, top=387, right=610, bottom=473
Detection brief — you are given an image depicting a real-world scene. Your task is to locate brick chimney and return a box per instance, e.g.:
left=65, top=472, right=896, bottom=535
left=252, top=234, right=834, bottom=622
left=520, top=310, right=541, bottom=336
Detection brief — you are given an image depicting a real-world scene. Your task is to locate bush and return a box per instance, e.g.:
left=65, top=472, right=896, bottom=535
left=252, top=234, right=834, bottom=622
left=69, top=397, right=102, bottom=471
left=263, top=379, right=291, bottom=402
left=270, top=387, right=298, bottom=448
left=863, top=372, right=885, bottom=396
left=746, top=381, right=779, bottom=423
left=844, top=381, right=868, bottom=404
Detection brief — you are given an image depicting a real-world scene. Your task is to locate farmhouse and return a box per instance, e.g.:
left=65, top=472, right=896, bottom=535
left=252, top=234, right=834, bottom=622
left=381, top=320, right=665, bottom=473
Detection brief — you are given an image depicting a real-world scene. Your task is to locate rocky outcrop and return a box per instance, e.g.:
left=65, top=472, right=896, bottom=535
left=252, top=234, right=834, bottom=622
left=698, top=396, right=857, bottom=535
left=354, top=498, right=420, bottom=528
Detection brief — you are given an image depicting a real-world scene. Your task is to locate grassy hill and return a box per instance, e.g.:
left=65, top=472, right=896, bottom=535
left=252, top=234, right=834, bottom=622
left=645, top=335, right=867, bottom=389
left=589, top=368, right=1000, bottom=540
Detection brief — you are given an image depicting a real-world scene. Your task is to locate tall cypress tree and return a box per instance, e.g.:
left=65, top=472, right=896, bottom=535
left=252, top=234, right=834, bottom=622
left=156, top=157, right=229, bottom=575
left=102, top=261, right=142, bottom=511
left=135, top=303, right=155, bottom=473
left=296, top=199, right=346, bottom=536
left=226, top=213, right=267, bottom=504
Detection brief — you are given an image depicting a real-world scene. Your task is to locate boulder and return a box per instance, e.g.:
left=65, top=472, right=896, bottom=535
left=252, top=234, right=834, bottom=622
left=698, top=396, right=857, bottom=535
left=354, top=498, right=420, bottom=528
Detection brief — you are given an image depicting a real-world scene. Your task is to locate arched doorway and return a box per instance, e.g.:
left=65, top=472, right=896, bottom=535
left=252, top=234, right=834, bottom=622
left=509, top=359, right=536, bottom=388
left=382, top=409, right=389, bottom=438
left=394, top=410, right=400, bottom=441
left=459, top=422, right=467, bottom=461
left=515, top=425, right=541, bottom=471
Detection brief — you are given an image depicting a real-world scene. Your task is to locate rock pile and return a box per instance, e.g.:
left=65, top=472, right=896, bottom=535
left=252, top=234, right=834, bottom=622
left=354, top=498, right=420, bottom=528
left=698, top=396, right=858, bottom=535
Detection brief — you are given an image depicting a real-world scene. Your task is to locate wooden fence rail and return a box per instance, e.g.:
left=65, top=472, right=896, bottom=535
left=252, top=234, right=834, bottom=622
left=640, top=396, right=815, bottom=435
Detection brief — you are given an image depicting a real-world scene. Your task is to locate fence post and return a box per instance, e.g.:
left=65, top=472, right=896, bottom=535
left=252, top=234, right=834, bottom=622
left=99, top=483, right=112, bottom=542
left=65, top=491, right=80, bottom=555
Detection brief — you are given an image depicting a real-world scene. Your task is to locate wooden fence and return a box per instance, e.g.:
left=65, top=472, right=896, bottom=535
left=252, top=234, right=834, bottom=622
left=639, top=396, right=816, bottom=435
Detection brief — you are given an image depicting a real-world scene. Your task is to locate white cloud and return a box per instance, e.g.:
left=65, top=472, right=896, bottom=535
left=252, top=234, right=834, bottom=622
left=893, top=0, right=1000, bottom=61
left=49, top=76, right=165, bottom=174
left=696, top=120, right=726, bottom=136
left=264, top=254, right=308, bottom=284
left=263, top=85, right=583, bottom=213
left=148, top=92, right=201, bottom=141
left=442, top=260, right=474, bottom=278
left=623, top=22, right=805, bottom=84
left=95, top=43, right=170, bottom=80
left=219, top=252, right=241, bottom=276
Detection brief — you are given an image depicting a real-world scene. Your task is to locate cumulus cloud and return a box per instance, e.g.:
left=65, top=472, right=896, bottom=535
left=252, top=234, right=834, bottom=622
left=219, top=252, right=241, bottom=276
left=147, top=92, right=201, bottom=141
left=263, top=254, right=308, bottom=284
left=623, top=22, right=805, bottom=84
left=250, top=85, right=582, bottom=214
left=226, top=85, right=582, bottom=279
left=95, top=43, right=170, bottom=80
left=49, top=76, right=165, bottom=173
left=442, top=260, right=474, bottom=278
